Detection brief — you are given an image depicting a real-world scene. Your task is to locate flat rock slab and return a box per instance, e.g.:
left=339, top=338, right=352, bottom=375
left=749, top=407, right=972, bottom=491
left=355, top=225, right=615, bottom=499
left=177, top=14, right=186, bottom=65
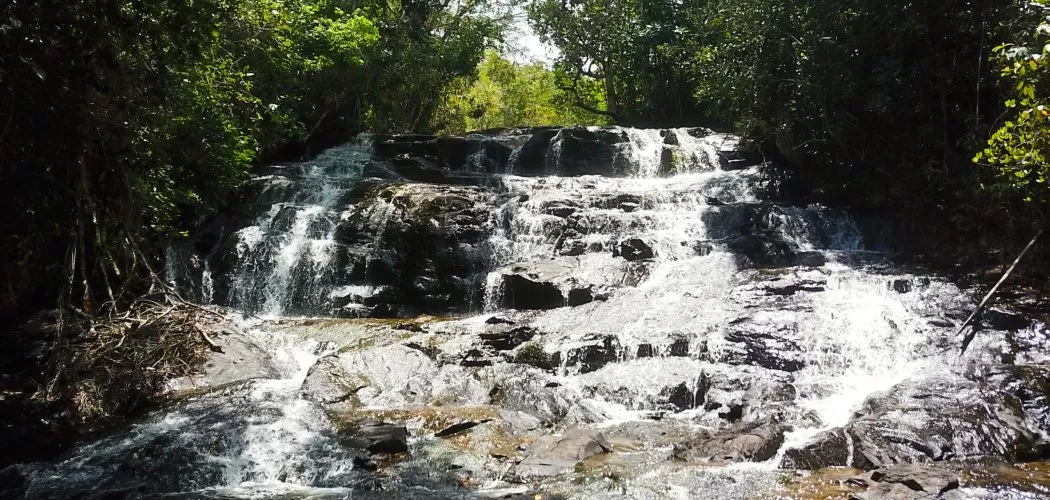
left=167, top=326, right=279, bottom=392
left=674, top=420, right=787, bottom=463
left=513, top=429, right=612, bottom=479
left=300, top=344, right=438, bottom=408
left=849, top=464, right=961, bottom=499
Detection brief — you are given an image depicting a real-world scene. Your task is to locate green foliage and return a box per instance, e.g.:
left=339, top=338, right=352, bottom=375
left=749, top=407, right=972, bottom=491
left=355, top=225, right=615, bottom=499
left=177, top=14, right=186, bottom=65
left=527, top=0, right=705, bottom=125
left=977, top=5, right=1050, bottom=211
left=436, top=51, right=610, bottom=132
left=0, top=0, right=506, bottom=320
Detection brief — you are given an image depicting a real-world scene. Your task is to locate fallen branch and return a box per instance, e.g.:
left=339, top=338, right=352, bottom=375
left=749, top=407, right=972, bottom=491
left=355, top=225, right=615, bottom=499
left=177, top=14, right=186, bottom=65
left=959, top=227, right=1043, bottom=355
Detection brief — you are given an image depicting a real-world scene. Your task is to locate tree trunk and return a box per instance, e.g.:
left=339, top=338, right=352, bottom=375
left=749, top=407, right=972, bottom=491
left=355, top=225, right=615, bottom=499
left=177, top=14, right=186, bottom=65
left=602, top=61, right=619, bottom=122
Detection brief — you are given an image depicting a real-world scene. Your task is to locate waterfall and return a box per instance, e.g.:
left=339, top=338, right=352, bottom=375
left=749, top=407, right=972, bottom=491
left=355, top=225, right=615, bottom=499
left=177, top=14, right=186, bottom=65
left=28, top=127, right=1048, bottom=499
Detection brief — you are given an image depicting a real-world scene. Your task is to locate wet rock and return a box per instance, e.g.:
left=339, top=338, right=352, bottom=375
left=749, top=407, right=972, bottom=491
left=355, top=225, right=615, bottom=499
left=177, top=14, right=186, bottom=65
left=661, top=382, right=704, bottom=412
left=435, top=419, right=492, bottom=438
left=567, top=287, right=595, bottom=307
left=495, top=260, right=597, bottom=311
left=513, top=342, right=560, bottom=372
left=558, top=240, right=588, bottom=257
left=983, top=364, right=1050, bottom=434
left=780, top=429, right=851, bottom=469
left=673, top=420, right=787, bottom=463
left=602, top=420, right=695, bottom=450
left=344, top=419, right=410, bottom=454
left=498, top=272, right=565, bottom=310
left=850, top=465, right=961, bottom=499
left=480, top=326, right=536, bottom=351
left=543, top=202, right=578, bottom=218
left=0, top=466, right=26, bottom=499
left=891, top=279, right=913, bottom=294
left=300, top=344, right=439, bottom=408
left=513, top=128, right=560, bottom=175
left=513, top=429, right=612, bottom=479
left=552, top=128, right=631, bottom=176
left=167, top=324, right=280, bottom=392
left=718, top=320, right=804, bottom=372
left=725, top=234, right=801, bottom=268
left=497, top=367, right=608, bottom=425
left=836, top=374, right=1048, bottom=470
left=762, top=278, right=826, bottom=296
left=615, top=238, right=655, bottom=261
left=485, top=315, right=515, bottom=325
left=559, top=334, right=623, bottom=374
left=577, top=358, right=707, bottom=413
left=661, top=129, right=680, bottom=146
left=498, top=410, right=542, bottom=435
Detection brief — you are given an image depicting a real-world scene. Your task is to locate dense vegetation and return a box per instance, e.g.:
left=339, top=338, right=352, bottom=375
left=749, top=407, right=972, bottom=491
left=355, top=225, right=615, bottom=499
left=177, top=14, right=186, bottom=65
left=0, top=0, right=507, bottom=322
left=528, top=0, right=1050, bottom=259
left=3, top=0, right=1050, bottom=324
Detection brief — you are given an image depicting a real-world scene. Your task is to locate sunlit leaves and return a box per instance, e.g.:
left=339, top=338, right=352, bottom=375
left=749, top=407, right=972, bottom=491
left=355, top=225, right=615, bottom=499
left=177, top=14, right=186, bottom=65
left=978, top=4, right=1050, bottom=207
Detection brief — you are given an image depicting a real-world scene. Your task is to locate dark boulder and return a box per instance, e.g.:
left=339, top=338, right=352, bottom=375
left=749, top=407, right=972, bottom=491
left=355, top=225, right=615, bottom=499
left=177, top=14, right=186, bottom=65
left=615, top=238, right=655, bottom=261
left=513, top=128, right=560, bottom=175
left=787, top=372, right=1050, bottom=471
left=499, top=273, right=565, bottom=310
left=558, top=334, right=623, bottom=374
left=718, top=321, right=804, bottom=372
left=567, top=287, right=595, bottom=307
left=480, top=326, right=537, bottom=352
left=724, top=234, right=804, bottom=268
left=344, top=420, right=410, bottom=454
left=553, top=128, right=631, bottom=176
left=847, top=374, right=1046, bottom=469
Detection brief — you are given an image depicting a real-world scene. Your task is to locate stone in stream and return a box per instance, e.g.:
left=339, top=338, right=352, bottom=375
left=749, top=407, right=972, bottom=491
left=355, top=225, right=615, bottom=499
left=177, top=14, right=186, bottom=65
left=780, top=429, right=851, bottom=470
left=343, top=419, right=410, bottom=454
left=479, top=326, right=537, bottom=352
left=512, top=428, right=612, bottom=479
left=783, top=372, right=1050, bottom=470
left=673, top=419, right=788, bottom=463
left=848, top=464, right=961, bottom=499
left=614, top=238, right=655, bottom=261
left=167, top=324, right=280, bottom=392
left=494, top=258, right=623, bottom=310
left=557, top=333, right=623, bottom=374
left=716, top=316, right=806, bottom=373
left=300, top=344, right=439, bottom=408
left=498, top=273, right=565, bottom=309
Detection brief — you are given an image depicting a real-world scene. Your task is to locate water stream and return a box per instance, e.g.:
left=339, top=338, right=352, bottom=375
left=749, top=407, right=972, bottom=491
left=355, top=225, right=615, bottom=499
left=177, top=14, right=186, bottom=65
left=18, top=127, right=1050, bottom=498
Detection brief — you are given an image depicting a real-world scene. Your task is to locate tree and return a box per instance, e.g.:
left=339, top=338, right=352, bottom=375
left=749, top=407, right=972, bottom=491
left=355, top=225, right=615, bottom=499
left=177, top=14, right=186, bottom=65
left=527, top=0, right=639, bottom=121
left=437, top=51, right=610, bottom=132
left=977, top=2, right=1050, bottom=214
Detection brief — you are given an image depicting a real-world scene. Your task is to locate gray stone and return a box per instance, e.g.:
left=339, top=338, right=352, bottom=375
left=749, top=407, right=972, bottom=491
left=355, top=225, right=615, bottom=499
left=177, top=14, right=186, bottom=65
left=851, top=464, right=961, bottom=499
left=674, top=420, right=787, bottom=463
left=167, top=324, right=279, bottom=392
left=513, top=429, right=612, bottom=479
left=300, top=344, right=439, bottom=408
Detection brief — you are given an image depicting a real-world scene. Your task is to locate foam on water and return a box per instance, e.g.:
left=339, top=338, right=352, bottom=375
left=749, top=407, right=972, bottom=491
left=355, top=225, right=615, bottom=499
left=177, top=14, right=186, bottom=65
left=72, top=127, right=1019, bottom=498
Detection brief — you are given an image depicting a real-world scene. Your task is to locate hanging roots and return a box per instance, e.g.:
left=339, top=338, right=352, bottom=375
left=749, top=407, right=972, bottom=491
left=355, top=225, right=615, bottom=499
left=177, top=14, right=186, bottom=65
left=45, top=291, right=225, bottom=427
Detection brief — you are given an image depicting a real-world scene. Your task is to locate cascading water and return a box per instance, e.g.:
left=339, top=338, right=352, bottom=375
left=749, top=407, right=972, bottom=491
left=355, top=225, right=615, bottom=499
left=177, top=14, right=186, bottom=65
left=17, top=127, right=1050, bottom=499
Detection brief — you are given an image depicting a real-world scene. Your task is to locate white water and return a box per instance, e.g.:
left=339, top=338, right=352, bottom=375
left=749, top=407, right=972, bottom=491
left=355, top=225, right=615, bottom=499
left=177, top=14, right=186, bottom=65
left=39, top=127, right=1015, bottom=499
left=229, top=139, right=374, bottom=317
